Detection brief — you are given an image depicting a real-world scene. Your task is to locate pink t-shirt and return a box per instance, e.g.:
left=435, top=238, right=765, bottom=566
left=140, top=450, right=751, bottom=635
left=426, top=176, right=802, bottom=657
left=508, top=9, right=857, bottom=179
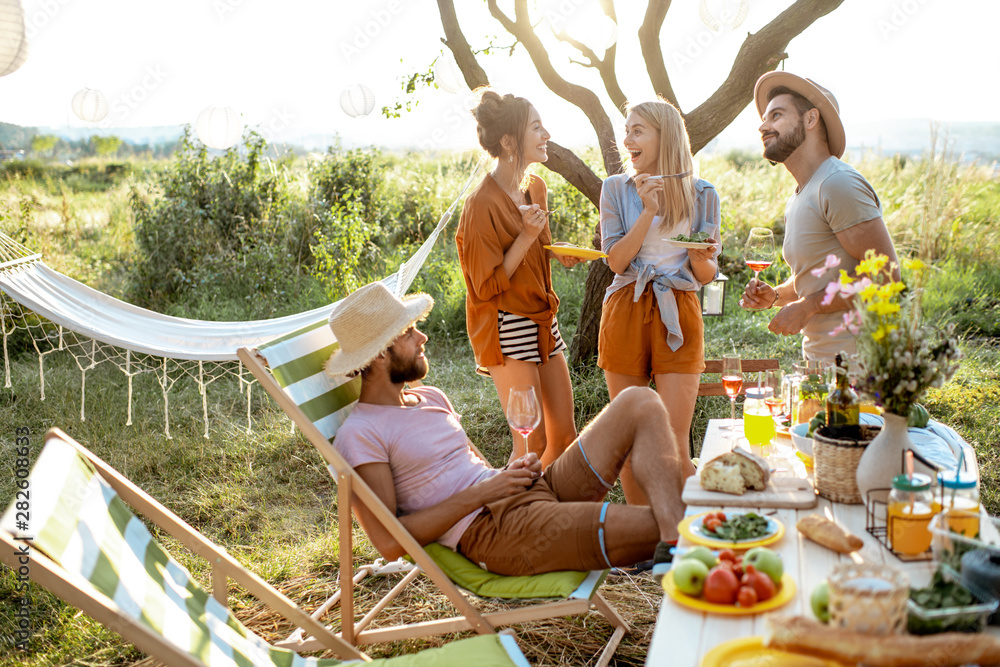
left=333, top=386, right=499, bottom=550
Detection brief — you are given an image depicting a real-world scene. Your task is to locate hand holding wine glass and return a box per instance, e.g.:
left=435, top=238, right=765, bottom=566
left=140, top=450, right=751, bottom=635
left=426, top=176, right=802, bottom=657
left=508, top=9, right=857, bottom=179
left=744, top=227, right=776, bottom=283
left=507, top=386, right=541, bottom=456
left=721, top=353, right=742, bottom=432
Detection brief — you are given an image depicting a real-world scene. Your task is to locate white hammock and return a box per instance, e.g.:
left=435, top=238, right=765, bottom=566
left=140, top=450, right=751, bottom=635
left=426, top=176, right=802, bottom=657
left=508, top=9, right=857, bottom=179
left=0, top=159, right=482, bottom=436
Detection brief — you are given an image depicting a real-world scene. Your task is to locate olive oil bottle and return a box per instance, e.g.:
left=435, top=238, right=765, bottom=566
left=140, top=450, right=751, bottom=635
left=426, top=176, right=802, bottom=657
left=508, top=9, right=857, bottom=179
left=826, top=353, right=859, bottom=426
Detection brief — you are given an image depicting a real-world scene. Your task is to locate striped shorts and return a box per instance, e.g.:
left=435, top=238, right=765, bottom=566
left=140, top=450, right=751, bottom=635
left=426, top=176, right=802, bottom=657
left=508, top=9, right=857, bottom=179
left=497, top=310, right=567, bottom=363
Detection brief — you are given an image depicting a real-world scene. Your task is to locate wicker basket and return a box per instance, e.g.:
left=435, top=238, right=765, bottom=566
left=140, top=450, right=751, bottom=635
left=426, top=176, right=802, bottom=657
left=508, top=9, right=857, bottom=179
left=812, top=424, right=881, bottom=504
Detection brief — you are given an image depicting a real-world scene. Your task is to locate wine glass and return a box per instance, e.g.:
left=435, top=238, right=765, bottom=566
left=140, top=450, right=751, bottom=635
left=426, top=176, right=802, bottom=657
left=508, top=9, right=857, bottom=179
left=721, top=354, right=742, bottom=433
left=744, top=227, right=776, bottom=283
left=507, top=385, right=541, bottom=456
left=764, top=369, right=785, bottom=418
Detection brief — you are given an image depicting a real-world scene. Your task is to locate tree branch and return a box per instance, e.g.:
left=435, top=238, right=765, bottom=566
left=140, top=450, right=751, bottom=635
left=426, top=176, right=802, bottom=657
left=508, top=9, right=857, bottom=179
left=486, top=0, right=621, bottom=178
left=436, top=0, right=490, bottom=90
left=684, top=0, right=846, bottom=152
left=638, top=0, right=677, bottom=106
left=542, top=142, right=603, bottom=209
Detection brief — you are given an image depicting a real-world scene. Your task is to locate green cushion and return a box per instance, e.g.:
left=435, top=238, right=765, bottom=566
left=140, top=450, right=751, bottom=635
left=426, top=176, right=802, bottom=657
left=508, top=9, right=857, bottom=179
left=367, top=634, right=525, bottom=666
left=423, top=543, right=592, bottom=599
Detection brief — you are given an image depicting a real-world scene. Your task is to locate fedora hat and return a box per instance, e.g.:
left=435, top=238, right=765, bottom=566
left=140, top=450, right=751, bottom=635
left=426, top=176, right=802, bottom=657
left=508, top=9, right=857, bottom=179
left=324, top=282, right=434, bottom=378
left=753, top=72, right=846, bottom=159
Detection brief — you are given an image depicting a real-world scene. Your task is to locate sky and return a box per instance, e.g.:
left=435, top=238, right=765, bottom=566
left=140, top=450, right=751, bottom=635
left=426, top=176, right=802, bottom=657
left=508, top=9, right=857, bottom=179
left=1, top=0, right=998, bottom=155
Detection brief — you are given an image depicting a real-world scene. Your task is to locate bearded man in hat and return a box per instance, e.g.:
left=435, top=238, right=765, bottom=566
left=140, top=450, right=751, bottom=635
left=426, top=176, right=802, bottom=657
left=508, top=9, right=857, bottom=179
left=325, top=281, right=692, bottom=580
left=740, top=72, right=899, bottom=361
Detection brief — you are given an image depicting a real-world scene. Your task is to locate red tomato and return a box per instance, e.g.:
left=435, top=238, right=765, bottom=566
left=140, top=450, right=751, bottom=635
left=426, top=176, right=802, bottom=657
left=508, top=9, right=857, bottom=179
left=703, top=566, right=741, bottom=605
left=743, top=565, right=777, bottom=602
left=718, top=549, right=737, bottom=562
left=704, top=517, right=722, bottom=532
left=737, top=585, right=758, bottom=607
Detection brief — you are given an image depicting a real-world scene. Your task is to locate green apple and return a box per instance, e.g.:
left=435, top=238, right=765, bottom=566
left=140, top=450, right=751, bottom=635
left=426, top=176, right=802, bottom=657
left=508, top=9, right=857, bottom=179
left=811, top=580, right=830, bottom=623
left=670, top=558, right=709, bottom=596
left=680, top=546, right=718, bottom=570
left=742, top=547, right=783, bottom=584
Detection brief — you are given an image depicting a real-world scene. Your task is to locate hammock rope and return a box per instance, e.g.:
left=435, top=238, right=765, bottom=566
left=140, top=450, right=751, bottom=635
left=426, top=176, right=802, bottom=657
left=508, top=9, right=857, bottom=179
left=0, top=158, right=485, bottom=437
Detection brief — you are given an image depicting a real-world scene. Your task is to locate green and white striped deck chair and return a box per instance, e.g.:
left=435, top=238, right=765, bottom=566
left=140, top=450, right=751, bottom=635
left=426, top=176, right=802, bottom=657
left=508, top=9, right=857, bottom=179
left=0, top=428, right=530, bottom=667
left=237, top=319, right=629, bottom=667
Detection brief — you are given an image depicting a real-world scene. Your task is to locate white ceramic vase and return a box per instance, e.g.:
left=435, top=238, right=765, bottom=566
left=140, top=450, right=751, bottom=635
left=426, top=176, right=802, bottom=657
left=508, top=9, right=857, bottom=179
left=856, top=411, right=913, bottom=503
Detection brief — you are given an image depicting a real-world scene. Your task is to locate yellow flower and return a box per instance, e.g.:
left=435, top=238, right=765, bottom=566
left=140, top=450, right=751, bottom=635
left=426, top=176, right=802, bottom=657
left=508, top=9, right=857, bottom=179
left=838, top=269, right=854, bottom=285
left=860, top=284, right=879, bottom=301
left=856, top=251, right=889, bottom=276
left=873, top=326, right=887, bottom=341
left=877, top=283, right=905, bottom=300
left=903, top=258, right=926, bottom=272
left=867, top=300, right=901, bottom=316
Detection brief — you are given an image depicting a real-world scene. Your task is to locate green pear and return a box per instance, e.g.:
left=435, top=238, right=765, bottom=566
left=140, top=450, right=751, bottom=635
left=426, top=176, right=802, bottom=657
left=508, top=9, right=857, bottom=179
left=680, top=546, right=718, bottom=569
left=811, top=580, right=830, bottom=623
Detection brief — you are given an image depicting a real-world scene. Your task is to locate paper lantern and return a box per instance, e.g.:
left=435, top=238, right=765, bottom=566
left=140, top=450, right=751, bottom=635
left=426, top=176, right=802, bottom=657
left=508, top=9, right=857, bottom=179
left=71, top=88, right=109, bottom=122
left=340, top=84, right=375, bottom=118
left=0, top=0, right=29, bottom=77
left=434, top=50, right=466, bottom=94
left=699, top=0, right=750, bottom=31
left=195, top=105, right=243, bottom=150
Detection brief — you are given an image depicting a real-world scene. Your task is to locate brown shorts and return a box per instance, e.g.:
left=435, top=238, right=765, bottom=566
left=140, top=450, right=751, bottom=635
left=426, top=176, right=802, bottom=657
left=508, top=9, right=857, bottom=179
left=597, top=284, right=705, bottom=377
left=457, top=438, right=614, bottom=576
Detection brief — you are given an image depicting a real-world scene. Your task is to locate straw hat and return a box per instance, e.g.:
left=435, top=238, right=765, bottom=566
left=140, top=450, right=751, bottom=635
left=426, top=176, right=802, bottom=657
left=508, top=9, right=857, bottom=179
left=324, top=282, right=434, bottom=378
left=753, top=72, right=846, bottom=159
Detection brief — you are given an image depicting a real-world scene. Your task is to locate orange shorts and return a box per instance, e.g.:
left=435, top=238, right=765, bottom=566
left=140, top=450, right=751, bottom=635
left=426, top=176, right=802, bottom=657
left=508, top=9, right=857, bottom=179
left=598, top=284, right=705, bottom=377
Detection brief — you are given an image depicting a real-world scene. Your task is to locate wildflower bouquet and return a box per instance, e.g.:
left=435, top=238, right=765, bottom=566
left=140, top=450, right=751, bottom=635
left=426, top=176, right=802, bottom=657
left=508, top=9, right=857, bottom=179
left=815, top=250, right=962, bottom=417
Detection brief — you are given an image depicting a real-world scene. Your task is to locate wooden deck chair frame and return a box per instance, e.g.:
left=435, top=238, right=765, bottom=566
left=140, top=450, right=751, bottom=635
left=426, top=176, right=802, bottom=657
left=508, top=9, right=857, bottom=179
left=238, top=332, right=629, bottom=666
left=698, top=358, right=781, bottom=397
left=0, top=428, right=368, bottom=665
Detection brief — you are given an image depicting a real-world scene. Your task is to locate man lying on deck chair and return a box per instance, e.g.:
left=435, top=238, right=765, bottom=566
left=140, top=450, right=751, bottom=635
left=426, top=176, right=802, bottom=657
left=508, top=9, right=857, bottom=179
left=324, top=282, right=694, bottom=582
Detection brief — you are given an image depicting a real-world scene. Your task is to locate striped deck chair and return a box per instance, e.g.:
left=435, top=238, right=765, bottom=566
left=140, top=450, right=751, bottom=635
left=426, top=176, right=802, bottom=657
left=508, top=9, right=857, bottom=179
left=0, top=428, right=529, bottom=667
left=237, top=319, right=629, bottom=667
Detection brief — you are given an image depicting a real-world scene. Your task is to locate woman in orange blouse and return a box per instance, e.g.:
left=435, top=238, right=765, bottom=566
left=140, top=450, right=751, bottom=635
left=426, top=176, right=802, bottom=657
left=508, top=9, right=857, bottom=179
left=456, top=90, right=582, bottom=467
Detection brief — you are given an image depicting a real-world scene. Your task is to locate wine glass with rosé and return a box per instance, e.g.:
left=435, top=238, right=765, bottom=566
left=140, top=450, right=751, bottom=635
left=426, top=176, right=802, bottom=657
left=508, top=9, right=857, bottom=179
left=721, top=353, right=743, bottom=433
left=744, top=227, right=776, bottom=283
left=507, top=386, right=541, bottom=454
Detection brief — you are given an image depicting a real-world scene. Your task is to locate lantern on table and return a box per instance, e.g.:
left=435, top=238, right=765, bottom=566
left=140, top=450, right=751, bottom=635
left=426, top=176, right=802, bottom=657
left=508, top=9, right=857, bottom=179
left=0, top=0, right=29, bottom=78
left=699, top=272, right=729, bottom=317
left=71, top=88, right=109, bottom=122
left=195, top=105, right=243, bottom=150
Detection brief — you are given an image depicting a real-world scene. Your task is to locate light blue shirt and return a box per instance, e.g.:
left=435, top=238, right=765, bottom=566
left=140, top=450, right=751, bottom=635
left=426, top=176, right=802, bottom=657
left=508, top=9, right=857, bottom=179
left=600, top=174, right=721, bottom=351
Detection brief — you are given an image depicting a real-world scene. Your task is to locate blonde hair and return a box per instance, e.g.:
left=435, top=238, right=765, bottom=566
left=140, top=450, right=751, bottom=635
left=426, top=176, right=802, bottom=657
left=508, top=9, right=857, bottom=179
left=626, top=99, right=696, bottom=234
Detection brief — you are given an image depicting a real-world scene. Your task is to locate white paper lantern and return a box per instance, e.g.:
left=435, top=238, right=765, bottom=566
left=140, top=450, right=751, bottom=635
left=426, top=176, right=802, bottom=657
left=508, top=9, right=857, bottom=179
left=340, top=84, right=375, bottom=118
left=699, top=0, right=750, bottom=32
left=195, top=105, right=243, bottom=150
left=0, top=0, right=29, bottom=78
left=434, top=50, right=466, bottom=94
left=71, top=88, right=109, bottom=122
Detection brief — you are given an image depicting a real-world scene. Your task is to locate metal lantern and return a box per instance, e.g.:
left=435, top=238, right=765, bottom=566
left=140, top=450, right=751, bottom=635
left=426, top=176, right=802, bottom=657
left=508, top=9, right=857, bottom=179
left=195, top=105, right=243, bottom=150
left=0, top=0, right=29, bottom=78
left=339, top=84, right=375, bottom=118
left=71, top=88, right=109, bottom=122
left=699, top=272, right=729, bottom=317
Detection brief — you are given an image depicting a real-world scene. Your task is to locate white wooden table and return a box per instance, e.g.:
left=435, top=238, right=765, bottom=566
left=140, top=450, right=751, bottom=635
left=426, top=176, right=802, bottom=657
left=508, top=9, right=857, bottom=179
left=645, top=419, right=979, bottom=667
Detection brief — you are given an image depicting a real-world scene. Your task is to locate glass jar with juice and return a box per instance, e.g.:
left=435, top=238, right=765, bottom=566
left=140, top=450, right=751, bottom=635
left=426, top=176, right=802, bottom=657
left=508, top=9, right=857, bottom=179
left=888, top=473, right=940, bottom=555
left=937, top=471, right=980, bottom=537
left=743, top=387, right=776, bottom=446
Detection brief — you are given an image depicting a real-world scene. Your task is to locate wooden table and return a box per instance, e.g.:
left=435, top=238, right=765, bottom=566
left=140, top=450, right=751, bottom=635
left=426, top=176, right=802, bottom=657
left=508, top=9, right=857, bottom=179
left=646, top=419, right=980, bottom=667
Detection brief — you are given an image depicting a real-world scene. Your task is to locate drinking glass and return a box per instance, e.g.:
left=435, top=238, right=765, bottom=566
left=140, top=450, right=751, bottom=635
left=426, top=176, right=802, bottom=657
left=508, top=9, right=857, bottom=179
left=764, top=369, right=785, bottom=418
left=744, top=227, right=776, bottom=283
left=507, top=385, right=541, bottom=454
left=721, top=354, right=742, bottom=432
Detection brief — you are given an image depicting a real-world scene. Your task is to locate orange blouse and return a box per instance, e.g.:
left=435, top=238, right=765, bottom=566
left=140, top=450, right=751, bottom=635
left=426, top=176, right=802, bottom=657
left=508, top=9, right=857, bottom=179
left=455, top=174, right=559, bottom=368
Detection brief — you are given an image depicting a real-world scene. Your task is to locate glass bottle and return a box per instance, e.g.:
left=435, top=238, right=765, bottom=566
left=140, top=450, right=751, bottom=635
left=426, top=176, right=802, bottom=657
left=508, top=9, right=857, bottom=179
left=937, top=471, right=980, bottom=537
left=826, top=353, right=860, bottom=427
left=887, top=473, right=940, bottom=555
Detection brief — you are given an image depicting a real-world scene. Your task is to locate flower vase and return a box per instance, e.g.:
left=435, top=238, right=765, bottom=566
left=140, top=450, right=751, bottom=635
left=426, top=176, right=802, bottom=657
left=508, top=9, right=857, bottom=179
left=856, top=411, right=913, bottom=503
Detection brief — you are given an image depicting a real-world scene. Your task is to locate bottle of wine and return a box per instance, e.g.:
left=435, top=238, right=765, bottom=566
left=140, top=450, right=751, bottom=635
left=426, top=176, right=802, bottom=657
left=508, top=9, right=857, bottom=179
left=826, top=353, right=860, bottom=426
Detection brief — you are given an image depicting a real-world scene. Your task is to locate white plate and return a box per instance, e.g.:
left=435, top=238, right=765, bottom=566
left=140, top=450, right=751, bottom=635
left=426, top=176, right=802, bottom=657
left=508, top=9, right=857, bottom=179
left=665, top=239, right=714, bottom=249
left=681, top=511, right=783, bottom=547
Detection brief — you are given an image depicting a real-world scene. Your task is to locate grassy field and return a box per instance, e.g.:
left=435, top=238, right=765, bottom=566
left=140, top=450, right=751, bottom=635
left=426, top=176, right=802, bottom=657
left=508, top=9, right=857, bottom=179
left=1, top=149, right=998, bottom=665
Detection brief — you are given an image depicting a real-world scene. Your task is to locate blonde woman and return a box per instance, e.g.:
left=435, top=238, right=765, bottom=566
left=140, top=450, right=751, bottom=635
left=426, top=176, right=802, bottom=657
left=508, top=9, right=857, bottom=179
left=456, top=90, right=582, bottom=467
left=599, top=99, right=719, bottom=503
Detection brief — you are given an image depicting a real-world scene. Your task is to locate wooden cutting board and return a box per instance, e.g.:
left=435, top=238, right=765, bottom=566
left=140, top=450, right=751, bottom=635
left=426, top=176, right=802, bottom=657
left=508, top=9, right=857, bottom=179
left=682, top=475, right=818, bottom=509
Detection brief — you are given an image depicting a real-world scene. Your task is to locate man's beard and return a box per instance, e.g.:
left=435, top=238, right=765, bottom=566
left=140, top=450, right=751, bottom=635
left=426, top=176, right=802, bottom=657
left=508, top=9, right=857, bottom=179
left=762, top=119, right=806, bottom=163
left=388, top=347, right=428, bottom=384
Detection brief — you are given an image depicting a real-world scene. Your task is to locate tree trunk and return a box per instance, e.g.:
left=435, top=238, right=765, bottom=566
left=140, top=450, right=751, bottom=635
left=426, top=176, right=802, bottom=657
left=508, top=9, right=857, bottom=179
left=569, top=260, right=613, bottom=367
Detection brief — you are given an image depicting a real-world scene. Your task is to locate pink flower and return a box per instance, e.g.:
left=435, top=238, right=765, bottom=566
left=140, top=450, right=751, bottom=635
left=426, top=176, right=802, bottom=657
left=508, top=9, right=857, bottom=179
left=820, top=281, right=842, bottom=306
left=830, top=311, right=860, bottom=336
left=810, top=254, right=841, bottom=278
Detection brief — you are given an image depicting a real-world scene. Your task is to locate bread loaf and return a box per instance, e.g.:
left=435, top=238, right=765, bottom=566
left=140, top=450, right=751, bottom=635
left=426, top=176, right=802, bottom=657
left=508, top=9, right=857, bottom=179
left=764, top=614, right=1000, bottom=666
left=699, top=447, right=770, bottom=495
left=797, top=514, right=864, bottom=553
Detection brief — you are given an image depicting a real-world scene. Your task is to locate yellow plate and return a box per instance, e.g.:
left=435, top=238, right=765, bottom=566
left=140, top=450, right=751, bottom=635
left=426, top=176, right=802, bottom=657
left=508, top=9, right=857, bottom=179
left=701, top=636, right=851, bottom=666
left=679, top=511, right=785, bottom=549
left=664, top=572, right=796, bottom=616
left=543, top=244, right=607, bottom=260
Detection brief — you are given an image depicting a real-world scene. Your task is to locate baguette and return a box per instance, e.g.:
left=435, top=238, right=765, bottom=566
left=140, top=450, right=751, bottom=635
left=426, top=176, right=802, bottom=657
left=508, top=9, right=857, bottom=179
left=764, top=614, right=1000, bottom=667
left=797, top=514, right=864, bottom=553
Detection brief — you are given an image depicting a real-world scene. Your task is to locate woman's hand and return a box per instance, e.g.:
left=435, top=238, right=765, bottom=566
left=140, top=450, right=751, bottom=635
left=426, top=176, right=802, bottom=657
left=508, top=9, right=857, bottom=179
left=518, top=204, right=547, bottom=241
left=548, top=242, right=584, bottom=268
left=687, top=237, right=718, bottom=263
left=634, top=173, right=661, bottom=212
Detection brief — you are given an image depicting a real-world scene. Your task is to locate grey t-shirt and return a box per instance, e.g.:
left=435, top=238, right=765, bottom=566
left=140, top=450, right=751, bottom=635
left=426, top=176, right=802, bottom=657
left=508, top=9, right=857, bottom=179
left=783, top=157, right=882, bottom=360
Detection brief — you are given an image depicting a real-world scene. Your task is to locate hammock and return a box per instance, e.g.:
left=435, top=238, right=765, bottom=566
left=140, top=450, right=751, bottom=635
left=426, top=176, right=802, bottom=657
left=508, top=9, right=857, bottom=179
left=0, top=159, right=483, bottom=436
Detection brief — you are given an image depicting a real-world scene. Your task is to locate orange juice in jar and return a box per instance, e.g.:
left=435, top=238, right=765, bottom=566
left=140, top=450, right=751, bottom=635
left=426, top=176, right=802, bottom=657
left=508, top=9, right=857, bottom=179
left=888, top=474, right=940, bottom=555
left=937, top=471, right=980, bottom=537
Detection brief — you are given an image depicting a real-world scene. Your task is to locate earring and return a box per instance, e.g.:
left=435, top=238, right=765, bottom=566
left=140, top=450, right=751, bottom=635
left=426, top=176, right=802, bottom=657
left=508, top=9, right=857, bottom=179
left=508, top=154, right=514, bottom=164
